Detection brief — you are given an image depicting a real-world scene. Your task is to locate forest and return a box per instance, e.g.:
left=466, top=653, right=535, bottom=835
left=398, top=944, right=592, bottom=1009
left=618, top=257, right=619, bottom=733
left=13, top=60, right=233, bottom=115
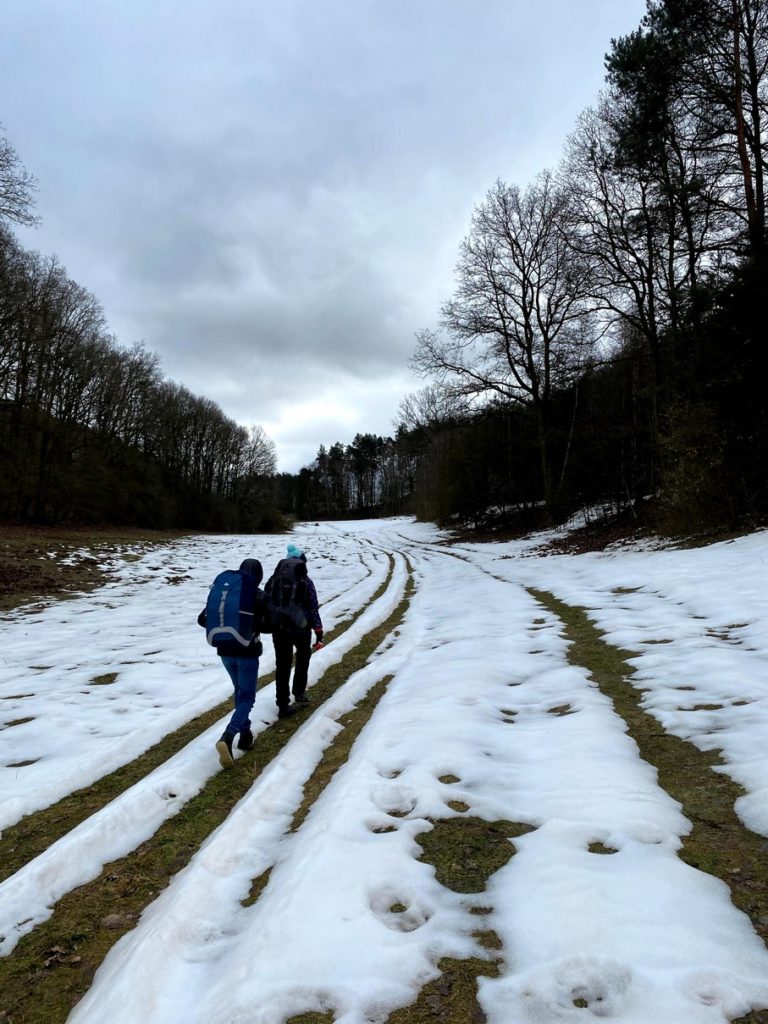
left=286, top=0, right=768, bottom=535
left=2, top=0, right=767, bottom=536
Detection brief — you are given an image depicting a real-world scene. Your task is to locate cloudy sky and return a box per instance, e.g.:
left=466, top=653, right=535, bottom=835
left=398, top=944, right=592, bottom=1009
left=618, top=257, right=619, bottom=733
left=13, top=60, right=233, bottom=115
left=2, top=0, right=646, bottom=472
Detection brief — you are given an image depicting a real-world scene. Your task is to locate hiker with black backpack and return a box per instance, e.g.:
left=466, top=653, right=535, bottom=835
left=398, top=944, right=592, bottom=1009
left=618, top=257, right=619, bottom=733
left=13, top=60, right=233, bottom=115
left=198, top=557, right=267, bottom=768
left=264, top=543, right=323, bottom=714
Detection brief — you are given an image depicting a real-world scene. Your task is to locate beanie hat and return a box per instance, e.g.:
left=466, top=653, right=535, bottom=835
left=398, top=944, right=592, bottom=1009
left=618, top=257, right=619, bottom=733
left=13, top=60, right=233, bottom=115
left=286, top=543, right=304, bottom=560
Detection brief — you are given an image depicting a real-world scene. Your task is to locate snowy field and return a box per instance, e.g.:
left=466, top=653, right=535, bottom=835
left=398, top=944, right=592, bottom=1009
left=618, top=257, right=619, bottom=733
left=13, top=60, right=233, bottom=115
left=1, top=517, right=768, bottom=1023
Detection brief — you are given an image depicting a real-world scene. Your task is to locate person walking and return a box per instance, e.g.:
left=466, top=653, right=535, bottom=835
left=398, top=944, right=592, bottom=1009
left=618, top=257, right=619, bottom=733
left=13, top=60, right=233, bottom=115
left=198, top=557, right=264, bottom=768
left=266, top=543, right=323, bottom=713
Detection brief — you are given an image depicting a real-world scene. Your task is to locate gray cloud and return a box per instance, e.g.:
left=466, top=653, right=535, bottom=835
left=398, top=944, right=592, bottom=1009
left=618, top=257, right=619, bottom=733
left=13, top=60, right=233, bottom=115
left=2, top=0, right=647, bottom=471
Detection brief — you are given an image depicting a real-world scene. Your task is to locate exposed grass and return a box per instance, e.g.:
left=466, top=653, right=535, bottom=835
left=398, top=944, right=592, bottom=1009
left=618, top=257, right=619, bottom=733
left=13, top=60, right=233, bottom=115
left=387, top=956, right=501, bottom=1024
left=89, top=672, right=118, bottom=686
left=384, top=818, right=537, bottom=1022
left=2, top=717, right=34, bottom=729
left=0, top=524, right=185, bottom=613
left=415, top=818, right=536, bottom=895
left=0, top=559, right=396, bottom=883
left=0, top=690, right=249, bottom=884
left=528, top=587, right=768, bottom=1023
left=0, top=560, right=409, bottom=1024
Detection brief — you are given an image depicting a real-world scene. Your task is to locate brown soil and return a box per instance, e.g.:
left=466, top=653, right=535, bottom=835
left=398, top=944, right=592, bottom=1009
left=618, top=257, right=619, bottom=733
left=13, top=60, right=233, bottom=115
left=0, top=523, right=186, bottom=612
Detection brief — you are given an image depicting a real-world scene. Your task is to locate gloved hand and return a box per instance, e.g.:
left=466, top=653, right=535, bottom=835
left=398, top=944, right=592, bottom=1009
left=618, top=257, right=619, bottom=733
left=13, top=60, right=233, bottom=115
left=313, top=630, right=324, bottom=650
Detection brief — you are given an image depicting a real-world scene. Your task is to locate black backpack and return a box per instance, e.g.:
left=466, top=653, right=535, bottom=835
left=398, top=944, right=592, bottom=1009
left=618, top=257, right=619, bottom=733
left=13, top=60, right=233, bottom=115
left=265, top=557, right=309, bottom=632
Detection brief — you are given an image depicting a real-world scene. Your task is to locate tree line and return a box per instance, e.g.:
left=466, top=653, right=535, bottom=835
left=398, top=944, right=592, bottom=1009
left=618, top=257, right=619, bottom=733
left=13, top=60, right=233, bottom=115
left=283, top=0, right=768, bottom=534
left=0, top=133, right=279, bottom=530
left=4, top=0, right=766, bottom=537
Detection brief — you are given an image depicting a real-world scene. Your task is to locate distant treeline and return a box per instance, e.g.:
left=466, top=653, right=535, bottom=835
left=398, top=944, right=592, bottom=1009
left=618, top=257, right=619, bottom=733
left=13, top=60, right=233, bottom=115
left=280, top=0, right=768, bottom=533
left=0, top=139, right=280, bottom=531
left=3, top=0, right=768, bottom=536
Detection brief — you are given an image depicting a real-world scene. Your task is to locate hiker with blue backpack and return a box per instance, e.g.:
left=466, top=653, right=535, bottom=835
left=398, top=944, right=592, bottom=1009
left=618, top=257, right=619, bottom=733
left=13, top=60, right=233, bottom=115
left=265, top=542, right=324, bottom=713
left=198, top=557, right=267, bottom=769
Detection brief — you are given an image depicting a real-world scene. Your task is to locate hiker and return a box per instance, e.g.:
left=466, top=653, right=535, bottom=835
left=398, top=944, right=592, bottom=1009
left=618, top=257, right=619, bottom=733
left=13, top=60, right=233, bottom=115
left=198, top=557, right=264, bottom=768
left=265, top=542, right=323, bottom=714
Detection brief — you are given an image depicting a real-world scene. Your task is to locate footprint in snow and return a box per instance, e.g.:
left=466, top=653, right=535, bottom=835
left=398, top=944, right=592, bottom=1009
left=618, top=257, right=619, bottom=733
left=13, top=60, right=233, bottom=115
left=369, top=888, right=432, bottom=932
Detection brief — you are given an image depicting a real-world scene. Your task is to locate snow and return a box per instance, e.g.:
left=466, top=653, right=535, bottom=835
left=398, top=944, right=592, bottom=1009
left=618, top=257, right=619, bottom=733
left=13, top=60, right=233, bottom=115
left=2, top=517, right=768, bottom=1023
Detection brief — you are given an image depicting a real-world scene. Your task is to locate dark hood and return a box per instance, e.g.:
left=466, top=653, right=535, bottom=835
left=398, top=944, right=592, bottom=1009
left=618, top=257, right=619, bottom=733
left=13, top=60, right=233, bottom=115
left=239, top=558, right=264, bottom=585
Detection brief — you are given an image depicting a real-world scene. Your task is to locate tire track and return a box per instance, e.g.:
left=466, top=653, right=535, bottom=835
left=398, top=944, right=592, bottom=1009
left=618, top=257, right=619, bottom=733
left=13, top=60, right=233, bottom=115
left=367, top=536, right=768, bottom=1022
left=0, top=555, right=412, bottom=1024
left=0, top=554, right=398, bottom=957
left=0, top=543, right=388, bottom=881
left=529, top=586, right=768, bottom=1020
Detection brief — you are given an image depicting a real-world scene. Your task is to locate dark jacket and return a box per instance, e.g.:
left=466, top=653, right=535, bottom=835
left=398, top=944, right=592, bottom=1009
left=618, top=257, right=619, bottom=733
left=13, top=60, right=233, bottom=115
left=198, top=558, right=265, bottom=658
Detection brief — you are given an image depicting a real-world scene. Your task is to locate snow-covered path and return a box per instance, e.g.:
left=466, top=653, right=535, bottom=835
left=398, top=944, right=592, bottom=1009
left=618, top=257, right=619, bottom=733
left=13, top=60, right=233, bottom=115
left=2, top=518, right=768, bottom=1023
left=0, top=532, right=384, bottom=831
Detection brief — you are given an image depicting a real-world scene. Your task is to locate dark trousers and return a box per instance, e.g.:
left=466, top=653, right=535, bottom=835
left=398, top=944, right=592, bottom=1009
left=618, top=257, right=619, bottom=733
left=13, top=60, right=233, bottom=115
left=272, top=629, right=312, bottom=708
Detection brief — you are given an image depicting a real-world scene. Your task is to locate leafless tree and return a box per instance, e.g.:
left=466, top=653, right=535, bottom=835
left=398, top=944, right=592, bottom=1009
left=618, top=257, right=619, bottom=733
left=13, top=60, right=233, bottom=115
left=412, top=173, right=596, bottom=517
left=0, top=131, right=38, bottom=226
left=396, top=384, right=468, bottom=436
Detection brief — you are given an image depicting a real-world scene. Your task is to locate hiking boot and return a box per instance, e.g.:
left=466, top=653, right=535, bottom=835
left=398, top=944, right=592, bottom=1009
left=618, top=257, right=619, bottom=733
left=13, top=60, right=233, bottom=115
left=277, top=705, right=297, bottom=719
left=216, top=733, right=234, bottom=768
left=237, top=728, right=254, bottom=751
left=293, top=692, right=310, bottom=705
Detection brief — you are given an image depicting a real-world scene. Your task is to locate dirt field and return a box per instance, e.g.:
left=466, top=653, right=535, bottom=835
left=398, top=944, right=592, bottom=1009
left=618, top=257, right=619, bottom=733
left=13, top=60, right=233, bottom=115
left=0, top=524, right=187, bottom=613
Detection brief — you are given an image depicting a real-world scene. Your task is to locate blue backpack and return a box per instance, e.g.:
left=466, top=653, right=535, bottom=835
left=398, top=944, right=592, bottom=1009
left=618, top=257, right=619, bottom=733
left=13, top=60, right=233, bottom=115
left=205, top=569, right=260, bottom=648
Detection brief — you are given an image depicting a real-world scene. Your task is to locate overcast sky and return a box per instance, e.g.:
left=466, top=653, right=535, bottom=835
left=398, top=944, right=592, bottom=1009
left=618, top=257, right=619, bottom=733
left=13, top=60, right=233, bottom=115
left=2, top=0, right=647, bottom=472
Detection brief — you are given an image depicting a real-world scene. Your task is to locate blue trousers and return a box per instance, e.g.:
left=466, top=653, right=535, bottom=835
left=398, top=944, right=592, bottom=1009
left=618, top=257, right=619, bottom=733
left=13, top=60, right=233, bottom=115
left=219, top=656, right=260, bottom=737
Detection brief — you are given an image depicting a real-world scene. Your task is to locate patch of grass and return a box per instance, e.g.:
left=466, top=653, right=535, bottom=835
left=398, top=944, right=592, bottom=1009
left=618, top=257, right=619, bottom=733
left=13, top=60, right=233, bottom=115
left=0, top=524, right=185, bottom=613
left=0, top=691, right=243, bottom=883
left=415, top=817, right=535, bottom=894
left=240, top=868, right=272, bottom=909
left=382, top=812, right=528, bottom=1021
left=286, top=1014, right=334, bottom=1024
left=528, top=588, right=768, bottom=979
left=89, top=672, right=118, bottom=686
left=446, top=800, right=470, bottom=813
left=473, top=929, right=503, bottom=951
left=387, top=956, right=501, bottom=1024
left=588, top=842, right=618, bottom=855
left=0, top=560, right=410, bottom=1024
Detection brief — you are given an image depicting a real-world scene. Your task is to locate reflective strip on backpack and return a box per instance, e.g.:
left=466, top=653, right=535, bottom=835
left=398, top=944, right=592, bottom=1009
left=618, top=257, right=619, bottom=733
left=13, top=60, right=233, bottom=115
left=217, top=584, right=229, bottom=626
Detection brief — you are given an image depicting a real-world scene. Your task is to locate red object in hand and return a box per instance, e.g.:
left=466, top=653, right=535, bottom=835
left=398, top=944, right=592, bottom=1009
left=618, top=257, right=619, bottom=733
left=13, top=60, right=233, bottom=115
left=313, top=639, right=324, bottom=651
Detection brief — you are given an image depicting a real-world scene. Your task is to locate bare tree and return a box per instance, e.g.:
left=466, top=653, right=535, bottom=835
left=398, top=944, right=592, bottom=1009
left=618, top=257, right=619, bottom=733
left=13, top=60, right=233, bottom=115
left=245, top=424, right=277, bottom=477
left=0, top=131, right=38, bottom=226
left=396, top=384, right=468, bottom=436
left=412, top=173, right=595, bottom=517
